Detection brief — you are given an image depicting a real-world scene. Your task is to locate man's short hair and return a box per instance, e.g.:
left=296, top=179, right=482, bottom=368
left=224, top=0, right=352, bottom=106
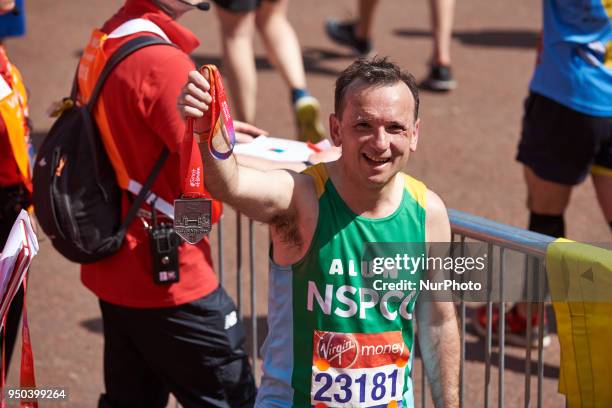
left=334, top=56, right=419, bottom=121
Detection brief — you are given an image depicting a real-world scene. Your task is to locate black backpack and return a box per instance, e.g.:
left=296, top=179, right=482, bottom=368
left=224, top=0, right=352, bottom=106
left=33, top=36, right=175, bottom=264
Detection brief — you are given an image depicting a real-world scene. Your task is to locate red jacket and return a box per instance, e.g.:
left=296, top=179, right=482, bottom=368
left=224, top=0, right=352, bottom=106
left=80, top=0, right=218, bottom=308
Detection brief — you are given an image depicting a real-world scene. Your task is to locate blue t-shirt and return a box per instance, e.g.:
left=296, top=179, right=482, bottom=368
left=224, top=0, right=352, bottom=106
left=0, top=0, right=26, bottom=38
left=530, top=0, right=612, bottom=117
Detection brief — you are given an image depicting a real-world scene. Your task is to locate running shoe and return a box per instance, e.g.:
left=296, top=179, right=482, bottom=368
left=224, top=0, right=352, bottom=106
left=294, top=95, right=325, bottom=143
left=325, top=19, right=373, bottom=57
left=472, top=304, right=551, bottom=348
left=421, top=64, right=457, bottom=92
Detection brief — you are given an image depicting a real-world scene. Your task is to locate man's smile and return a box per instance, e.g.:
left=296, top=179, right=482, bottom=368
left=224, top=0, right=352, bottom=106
left=363, top=152, right=391, bottom=165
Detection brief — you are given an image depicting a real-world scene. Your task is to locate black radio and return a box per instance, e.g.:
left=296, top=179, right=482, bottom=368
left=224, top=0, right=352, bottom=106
left=147, top=203, right=181, bottom=285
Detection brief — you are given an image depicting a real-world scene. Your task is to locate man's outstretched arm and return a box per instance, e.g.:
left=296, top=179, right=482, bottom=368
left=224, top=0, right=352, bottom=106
left=416, top=190, right=460, bottom=408
left=178, top=70, right=303, bottom=223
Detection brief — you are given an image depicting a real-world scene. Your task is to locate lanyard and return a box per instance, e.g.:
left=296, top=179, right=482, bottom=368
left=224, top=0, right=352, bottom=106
left=200, top=64, right=236, bottom=160
left=19, top=279, right=36, bottom=408
left=179, top=65, right=235, bottom=199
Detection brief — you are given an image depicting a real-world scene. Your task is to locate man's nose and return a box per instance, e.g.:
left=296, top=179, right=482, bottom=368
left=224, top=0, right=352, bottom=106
left=372, top=127, right=390, bottom=151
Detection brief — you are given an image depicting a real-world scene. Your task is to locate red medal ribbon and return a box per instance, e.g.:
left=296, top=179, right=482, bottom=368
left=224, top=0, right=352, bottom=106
left=180, top=65, right=236, bottom=197
left=195, top=65, right=236, bottom=160
left=180, top=117, right=207, bottom=199
left=179, top=65, right=235, bottom=223
left=180, top=65, right=235, bottom=193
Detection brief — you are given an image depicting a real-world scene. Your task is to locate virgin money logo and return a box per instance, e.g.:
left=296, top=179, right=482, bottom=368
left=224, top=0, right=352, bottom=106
left=316, top=332, right=359, bottom=369
left=189, top=167, right=201, bottom=188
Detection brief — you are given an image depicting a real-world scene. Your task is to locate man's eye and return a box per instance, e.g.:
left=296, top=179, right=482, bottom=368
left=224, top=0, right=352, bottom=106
left=355, top=122, right=370, bottom=129
left=388, top=125, right=406, bottom=133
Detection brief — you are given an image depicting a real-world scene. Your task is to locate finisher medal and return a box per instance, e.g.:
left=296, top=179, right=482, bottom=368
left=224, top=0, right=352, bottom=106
left=174, top=198, right=211, bottom=244
left=174, top=64, right=235, bottom=244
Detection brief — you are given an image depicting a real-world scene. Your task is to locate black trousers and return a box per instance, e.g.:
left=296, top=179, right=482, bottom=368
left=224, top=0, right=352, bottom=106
left=98, top=286, right=256, bottom=408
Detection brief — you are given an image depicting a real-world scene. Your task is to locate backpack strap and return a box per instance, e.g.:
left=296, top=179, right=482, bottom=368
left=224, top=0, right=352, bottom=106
left=108, top=18, right=171, bottom=42
left=86, top=35, right=175, bottom=110
left=82, top=36, right=176, bottom=231
left=119, top=147, right=169, bottom=234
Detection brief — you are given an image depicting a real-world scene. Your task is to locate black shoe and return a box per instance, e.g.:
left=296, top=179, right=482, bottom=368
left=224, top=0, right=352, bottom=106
left=421, top=64, right=457, bottom=92
left=325, top=19, right=372, bottom=57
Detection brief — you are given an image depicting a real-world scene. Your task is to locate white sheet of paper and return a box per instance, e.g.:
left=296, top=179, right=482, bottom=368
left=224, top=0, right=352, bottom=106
left=0, top=210, right=39, bottom=300
left=233, top=136, right=330, bottom=162
left=0, top=75, right=13, bottom=101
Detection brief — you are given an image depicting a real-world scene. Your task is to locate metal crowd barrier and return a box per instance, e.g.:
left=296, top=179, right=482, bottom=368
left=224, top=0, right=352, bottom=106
left=207, top=208, right=557, bottom=407
left=445, top=209, right=554, bottom=408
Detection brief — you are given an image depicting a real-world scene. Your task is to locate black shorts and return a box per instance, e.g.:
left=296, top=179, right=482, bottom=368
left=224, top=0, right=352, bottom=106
left=98, top=286, right=256, bottom=408
left=212, top=0, right=276, bottom=13
left=516, top=92, right=612, bottom=185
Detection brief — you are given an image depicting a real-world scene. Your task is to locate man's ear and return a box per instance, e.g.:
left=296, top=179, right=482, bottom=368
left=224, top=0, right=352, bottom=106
left=409, top=118, right=420, bottom=152
left=329, top=113, right=342, bottom=147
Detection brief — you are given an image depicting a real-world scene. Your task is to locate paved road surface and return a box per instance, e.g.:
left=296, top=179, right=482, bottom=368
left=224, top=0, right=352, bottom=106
left=5, top=0, right=608, bottom=406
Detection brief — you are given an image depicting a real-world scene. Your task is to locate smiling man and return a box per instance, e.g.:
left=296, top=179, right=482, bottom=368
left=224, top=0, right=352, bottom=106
left=180, top=57, right=459, bottom=407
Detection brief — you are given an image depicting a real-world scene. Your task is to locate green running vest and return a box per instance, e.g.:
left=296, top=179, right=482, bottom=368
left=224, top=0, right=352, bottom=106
left=286, top=163, right=427, bottom=408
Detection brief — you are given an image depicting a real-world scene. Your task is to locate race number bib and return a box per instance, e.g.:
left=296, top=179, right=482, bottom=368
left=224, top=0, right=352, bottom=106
left=311, top=330, right=409, bottom=407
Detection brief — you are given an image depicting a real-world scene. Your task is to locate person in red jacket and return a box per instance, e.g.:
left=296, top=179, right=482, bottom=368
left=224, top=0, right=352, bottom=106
left=75, top=1, right=257, bottom=406
left=0, top=0, right=32, bottom=375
